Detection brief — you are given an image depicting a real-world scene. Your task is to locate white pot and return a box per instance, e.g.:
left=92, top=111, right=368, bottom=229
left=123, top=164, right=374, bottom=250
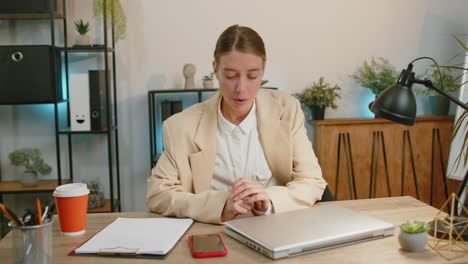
left=203, top=80, right=214, bottom=89
left=398, top=231, right=428, bottom=252
left=21, top=172, right=39, bottom=187
left=75, top=34, right=91, bottom=46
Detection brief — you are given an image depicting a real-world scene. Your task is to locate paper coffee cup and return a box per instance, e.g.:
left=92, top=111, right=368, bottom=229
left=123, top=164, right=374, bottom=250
left=53, top=183, right=89, bottom=236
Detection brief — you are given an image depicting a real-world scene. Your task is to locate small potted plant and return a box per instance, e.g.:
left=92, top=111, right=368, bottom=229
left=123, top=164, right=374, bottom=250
left=8, top=148, right=52, bottom=186
left=417, top=67, right=460, bottom=116
left=294, top=76, right=341, bottom=120
left=351, top=57, right=399, bottom=96
left=399, top=220, right=431, bottom=252
left=74, top=19, right=91, bottom=46
left=85, top=180, right=105, bottom=209
left=351, top=57, right=399, bottom=116
left=202, top=72, right=215, bottom=89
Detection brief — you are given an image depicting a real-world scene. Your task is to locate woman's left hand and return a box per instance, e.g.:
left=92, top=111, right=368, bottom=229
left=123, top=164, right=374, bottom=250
left=230, top=178, right=271, bottom=212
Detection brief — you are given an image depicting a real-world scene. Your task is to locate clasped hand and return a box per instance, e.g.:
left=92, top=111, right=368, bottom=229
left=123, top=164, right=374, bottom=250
left=221, top=178, right=271, bottom=222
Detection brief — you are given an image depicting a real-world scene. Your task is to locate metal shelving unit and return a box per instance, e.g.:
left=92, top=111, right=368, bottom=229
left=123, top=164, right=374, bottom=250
left=147, top=87, right=277, bottom=169
left=147, top=89, right=217, bottom=169
left=0, top=0, right=121, bottom=215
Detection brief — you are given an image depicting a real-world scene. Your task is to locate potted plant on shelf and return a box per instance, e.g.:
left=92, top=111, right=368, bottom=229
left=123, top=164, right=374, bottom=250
left=202, top=72, right=215, bottom=89
left=416, top=67, right=460, bottom=116
left=351, top=57, right=399, bottom=116
left=74, top=19, right=91, bottom=46
left=85, top=180, right=105, bottom=209
left=294, top=76, right=342, bottom=120
left=8, top=148, right=52, bottom=187
left=399, top=220, right=431, bottom=252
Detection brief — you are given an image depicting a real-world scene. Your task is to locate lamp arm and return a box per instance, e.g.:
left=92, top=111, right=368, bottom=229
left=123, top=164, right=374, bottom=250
left=412, top=78, right=468, bottom=111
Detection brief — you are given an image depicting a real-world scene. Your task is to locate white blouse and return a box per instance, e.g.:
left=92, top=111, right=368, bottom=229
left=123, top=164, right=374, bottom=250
left=211, top=100, right=279, bottom=213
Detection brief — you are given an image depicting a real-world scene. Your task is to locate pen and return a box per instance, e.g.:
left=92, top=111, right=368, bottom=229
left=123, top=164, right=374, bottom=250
left=46, top=202, right=55, bottom=220
left=41, top=205, right=49, bottom=222
left=0, top=203, right=22, bottom=226
left=36, top=199, right=43, bottom=225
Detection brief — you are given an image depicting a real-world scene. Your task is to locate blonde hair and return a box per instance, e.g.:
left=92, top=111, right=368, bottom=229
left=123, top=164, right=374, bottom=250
left=214, top=25, right=266, bottom=64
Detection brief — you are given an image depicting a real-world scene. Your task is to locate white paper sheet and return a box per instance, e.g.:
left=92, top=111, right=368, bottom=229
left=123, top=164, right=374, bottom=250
left=75, top=217, right=193, bottom=255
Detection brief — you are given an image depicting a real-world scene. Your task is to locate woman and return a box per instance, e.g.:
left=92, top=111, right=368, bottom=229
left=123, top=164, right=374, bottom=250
left=146, top=25, right=327, bottom=224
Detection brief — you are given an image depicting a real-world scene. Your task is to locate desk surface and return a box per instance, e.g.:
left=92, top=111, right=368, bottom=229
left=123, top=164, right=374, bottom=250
left=1, top=196, right=466, bottom=263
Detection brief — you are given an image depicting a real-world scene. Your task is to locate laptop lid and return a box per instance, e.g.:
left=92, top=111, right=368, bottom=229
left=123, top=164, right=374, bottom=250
left=224, top=204, right=394, bottom=259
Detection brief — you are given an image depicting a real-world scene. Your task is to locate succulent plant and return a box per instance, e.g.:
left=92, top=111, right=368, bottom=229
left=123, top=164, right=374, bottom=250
left=400, top=221, right=431, bottom=233
left=203, top=72, right=215, bottom=81
left=74, top=19, right=91, bottom=35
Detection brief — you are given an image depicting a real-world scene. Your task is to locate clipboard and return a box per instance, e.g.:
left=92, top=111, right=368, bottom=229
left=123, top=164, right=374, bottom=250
left=69, top=217, right=193, bottom=259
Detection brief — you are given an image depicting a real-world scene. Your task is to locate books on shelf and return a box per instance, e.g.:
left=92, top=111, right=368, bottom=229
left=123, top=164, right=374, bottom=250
left=161, top=100, right=183, bottom=122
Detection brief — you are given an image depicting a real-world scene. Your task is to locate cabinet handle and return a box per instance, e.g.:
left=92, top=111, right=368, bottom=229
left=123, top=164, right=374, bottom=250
left=11, top=51, right=24, bottom=62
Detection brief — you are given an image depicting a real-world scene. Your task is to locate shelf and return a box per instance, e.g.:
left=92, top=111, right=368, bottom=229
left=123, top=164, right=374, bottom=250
left=147, top=87, right=276, bottom=94
left=58, top=126, right=117, bottom=134
left=0, top=99, right=68, bottom=106
left=87, top=199, right=119, bottom=213
left=148, top=88, right=218, bottom=94
left=0, top=179, right=70, bottom=194
left=60, top=46, right=114, bottom=53
left=0, top=13, right=64, bottom=20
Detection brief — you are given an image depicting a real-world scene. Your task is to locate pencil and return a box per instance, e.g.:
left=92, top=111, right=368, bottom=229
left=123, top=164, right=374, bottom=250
left=36, top=199, right=43, bottom=225
left=0, top=203, right=22, bottom=226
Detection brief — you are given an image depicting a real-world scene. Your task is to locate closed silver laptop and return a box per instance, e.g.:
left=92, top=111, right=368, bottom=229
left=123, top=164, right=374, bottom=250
left=224, top=204, right=394, bottom=259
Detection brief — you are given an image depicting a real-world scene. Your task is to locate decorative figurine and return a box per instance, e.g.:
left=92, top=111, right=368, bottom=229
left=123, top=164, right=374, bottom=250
left=183, top=63, right=196, bottom=89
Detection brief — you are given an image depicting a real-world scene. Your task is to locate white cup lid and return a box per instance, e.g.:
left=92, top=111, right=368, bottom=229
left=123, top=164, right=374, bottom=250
left=53, top=183, right=89, bottom=197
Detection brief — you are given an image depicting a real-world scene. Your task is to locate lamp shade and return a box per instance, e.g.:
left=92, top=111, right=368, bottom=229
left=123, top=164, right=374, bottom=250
left=371, top=83, right=417, bottom=126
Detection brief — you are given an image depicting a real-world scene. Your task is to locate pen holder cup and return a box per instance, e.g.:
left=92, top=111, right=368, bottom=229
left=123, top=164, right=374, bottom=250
left=8, top=220, right=53, bottom=264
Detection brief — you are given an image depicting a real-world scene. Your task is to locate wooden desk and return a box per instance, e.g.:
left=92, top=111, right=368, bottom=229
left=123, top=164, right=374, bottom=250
left=1, top=197, right=466, bottom=263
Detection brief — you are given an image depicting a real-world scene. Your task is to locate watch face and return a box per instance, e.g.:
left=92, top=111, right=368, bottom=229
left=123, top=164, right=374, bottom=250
left=191, top=234, right=225, bottom=253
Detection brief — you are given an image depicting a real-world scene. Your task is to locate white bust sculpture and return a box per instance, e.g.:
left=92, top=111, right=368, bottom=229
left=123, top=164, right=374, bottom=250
left=183, top=63, right=196, bottom=89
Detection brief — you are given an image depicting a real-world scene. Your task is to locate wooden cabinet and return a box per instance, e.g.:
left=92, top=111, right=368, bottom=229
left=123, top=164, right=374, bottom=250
left=311, top=116, right=459, bottom=209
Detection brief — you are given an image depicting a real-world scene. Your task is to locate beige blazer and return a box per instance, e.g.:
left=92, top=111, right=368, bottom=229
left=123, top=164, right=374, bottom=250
left=146, top=89, right=327, bottom=224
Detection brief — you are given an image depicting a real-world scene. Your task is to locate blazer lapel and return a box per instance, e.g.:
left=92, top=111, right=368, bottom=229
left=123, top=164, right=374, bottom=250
left=190, top=92, right=220, bottom=193
left=256, top=90, right=291, bottom=184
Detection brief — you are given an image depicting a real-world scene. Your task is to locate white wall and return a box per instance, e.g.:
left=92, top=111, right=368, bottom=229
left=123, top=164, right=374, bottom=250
left=1, top=0, right=468, bottom=211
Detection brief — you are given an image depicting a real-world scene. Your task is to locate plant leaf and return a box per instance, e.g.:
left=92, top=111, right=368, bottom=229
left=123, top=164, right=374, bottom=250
left=453, top=34, right=468, bottom=52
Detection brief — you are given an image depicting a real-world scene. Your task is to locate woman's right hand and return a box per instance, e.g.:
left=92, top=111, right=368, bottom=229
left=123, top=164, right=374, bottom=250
left=221, top=195, right=253, bottom=222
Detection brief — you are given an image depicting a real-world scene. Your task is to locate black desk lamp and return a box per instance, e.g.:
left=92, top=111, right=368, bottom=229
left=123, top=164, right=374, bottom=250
left=371, top=57, right=468, bottom=239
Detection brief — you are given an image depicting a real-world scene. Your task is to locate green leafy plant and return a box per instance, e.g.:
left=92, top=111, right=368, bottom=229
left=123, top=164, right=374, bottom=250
left=203, top=72, right=215, bottom=81
left=417, top=67, right=460, bottom=96
left=93, top=0, right=127, bottom=42
left=8, top=148, right=52, bottom=176
left=84, top=180, right=102, bottom=195
left=400, top=221, right=431, bottom=233
left=351, top=57, right=399, bottom=96
left=74, top=19, right=90, bottom=35
left=445, top=35, right=468, bottom=171
left=452, top=111, right=468, bottom=170
left=84, top=180, right=105, bottom=209
left=295, top=77, right=342, bottom=109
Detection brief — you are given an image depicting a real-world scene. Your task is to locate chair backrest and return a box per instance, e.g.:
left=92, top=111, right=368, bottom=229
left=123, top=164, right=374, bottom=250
left=319, top=185, right=334, bottom=202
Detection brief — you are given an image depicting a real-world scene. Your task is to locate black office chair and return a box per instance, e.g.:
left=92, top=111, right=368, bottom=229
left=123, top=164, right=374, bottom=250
left=318, top=185, right=334, bottom=202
